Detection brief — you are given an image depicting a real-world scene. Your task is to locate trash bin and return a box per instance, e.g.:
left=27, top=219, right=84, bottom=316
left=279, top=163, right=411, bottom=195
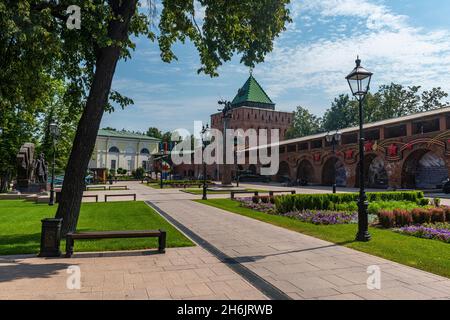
left=39, top=218, right=62, bottom=257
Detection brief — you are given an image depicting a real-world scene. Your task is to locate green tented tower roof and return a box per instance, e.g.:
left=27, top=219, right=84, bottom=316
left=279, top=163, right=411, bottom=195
left=231, top=74, right=275, bottom=110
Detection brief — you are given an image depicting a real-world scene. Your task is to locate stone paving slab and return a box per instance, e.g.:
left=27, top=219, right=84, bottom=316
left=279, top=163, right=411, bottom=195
left=151, top=199, right=450, bottom=300
left=0, top=247, right=267, bottom=300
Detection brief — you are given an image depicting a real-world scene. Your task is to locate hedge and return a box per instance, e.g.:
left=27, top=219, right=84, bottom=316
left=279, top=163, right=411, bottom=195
left=378, top=207, right=449, bottom=228
left=274, top=191, right=425, bottom=213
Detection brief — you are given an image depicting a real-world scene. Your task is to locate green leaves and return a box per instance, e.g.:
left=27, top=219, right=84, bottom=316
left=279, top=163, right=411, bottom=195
left=285, top=106, right=321, bottom=139
left=158, top=0, right=291, bottom=76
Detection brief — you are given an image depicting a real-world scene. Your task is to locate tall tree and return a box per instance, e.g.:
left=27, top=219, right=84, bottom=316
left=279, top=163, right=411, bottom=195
left=322, top=94, right=356, bottom=132
left=16, top=0, right=291, bottom=234
left=285, top=106, right=321, bottom=139
left=146, top=127, right=163, bottom=139
left=39, top=81, right=81, bottom=174
left=420, top=87, right=448, bottom=112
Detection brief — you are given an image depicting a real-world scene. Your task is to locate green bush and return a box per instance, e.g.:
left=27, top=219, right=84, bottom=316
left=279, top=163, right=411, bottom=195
left=275, top=191, right=424, bottom=213
left=133, top=167, right=145, bottom=180
left=367, top=201, right=425, bottom=216
left=418, top=198, right=430, bottom=206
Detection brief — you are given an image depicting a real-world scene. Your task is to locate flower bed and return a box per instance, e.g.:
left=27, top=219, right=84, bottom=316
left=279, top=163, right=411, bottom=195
left=284, top=211, right=357, bottom=225
left=396, top=225, right=450, bottom=243
left=236, top=197, right=357, bottom=225
left=237, top=197, right=275, bottom=213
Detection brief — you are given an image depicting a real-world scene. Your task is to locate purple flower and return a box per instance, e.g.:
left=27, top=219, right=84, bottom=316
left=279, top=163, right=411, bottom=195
left=284, top=210, right=357, bottom=225
left=396, top=225, right=450, bottom=243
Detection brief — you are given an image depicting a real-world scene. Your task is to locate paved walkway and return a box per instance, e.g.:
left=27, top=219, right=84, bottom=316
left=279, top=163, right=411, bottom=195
left=3, top=181, right=450, bottom=300
left=0, top=247, right=266, bottom=300
left=151, top=198, right=450, bottom=300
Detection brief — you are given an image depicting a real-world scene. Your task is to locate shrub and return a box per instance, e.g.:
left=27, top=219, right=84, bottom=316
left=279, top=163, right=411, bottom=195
left=275, top=191, right=424, bottom=213
left=393, top=209, right=413, bottom=227
left=133, top=167, right=145, bottom=180
left=433, top=198, right=441, bottom=207
left=378, top=210, right=395, bottom=228
left=269, top=196, right=276, bottom=204
left=417, top=198, right=430, bottom=206
left=252, top=196, right=259, bottom=204
left=443, top=207, right=450, bottom=222
left=260, top=196, right=270, bottom=204
left=411, top=208, right=428, bottom=224
left=430, top=208, right=445, bottom=223
left=334, top=202, right=358, bottom=212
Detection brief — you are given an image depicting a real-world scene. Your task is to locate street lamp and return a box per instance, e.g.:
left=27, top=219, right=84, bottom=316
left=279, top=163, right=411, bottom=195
left=201, top=124, right=210, bottom=200
left=325, top=130, right=342, bottom=194
left=218, top=100, right=233, bottom=186
left=346, top=56, right=373, bottom=242
left=49, top=123, right=60, bottom=206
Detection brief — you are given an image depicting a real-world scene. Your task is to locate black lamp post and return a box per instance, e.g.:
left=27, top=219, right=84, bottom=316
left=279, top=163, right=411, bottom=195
left=49, top=123, right=59, bottom=206
left=325, top=130, right=342, bottom=194
left=346, top=56, right=373, bottom=242
left=201, top=124, right=210, bottom=200
left=218, top=100, right=233, bottom=185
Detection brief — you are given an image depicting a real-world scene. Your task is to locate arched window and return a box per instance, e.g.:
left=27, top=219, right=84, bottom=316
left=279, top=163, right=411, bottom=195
left=140, top=148, right=150, bottom=155
left=108, top=146, right=120, bottom=153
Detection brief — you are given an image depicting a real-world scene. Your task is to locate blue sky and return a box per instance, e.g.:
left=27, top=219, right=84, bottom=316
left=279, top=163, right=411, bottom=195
left=101, top=0, right=450, bottom=133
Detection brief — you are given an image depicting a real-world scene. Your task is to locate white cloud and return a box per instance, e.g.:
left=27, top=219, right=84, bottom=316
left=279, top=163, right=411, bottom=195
left=260, top=0, right=450, bottom=101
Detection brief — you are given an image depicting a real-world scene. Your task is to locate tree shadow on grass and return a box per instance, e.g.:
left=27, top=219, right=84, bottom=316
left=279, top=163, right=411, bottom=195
left=224, top=240, right=356, bottom=264
left=0, top=233, right=41, bottom=256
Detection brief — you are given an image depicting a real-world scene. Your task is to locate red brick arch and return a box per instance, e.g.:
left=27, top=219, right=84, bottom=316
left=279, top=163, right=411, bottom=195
left=399, top=145, right=447, bottom=189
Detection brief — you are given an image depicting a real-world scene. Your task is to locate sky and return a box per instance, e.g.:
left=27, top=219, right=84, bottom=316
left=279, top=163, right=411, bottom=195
left=101, top=0, right=450, bottom=134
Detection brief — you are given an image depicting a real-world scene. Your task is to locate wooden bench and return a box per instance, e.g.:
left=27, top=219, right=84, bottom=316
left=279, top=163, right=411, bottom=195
left=108, top=185, right=128, bottom=190
left=65, top=230, right=166, bottom=258
left=86, top=185, right=106, bottom=191
left=268, top=190, right=296, bottom=196
left=82, top=194, right=99, bottom=202
left=230, top=191, right=259, bottom=199
left=104, top=193, right=137, bottom=202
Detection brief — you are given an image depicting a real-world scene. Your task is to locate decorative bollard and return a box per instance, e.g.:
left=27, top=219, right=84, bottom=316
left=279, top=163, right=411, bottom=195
left=39, top=218, right=62, bottom=257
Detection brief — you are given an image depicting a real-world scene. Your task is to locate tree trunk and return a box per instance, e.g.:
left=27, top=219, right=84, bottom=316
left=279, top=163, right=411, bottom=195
left=55, top=0, right=138, bottom=236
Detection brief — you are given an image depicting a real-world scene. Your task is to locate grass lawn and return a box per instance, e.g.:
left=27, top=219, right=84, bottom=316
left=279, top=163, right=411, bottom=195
left=197, top=199, right=450, bottom=278
left=0, top=200, right=193, bottom=256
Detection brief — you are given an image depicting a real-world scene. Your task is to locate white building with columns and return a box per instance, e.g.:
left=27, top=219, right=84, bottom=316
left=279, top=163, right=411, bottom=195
left=89, top=129, right=160, bottom=173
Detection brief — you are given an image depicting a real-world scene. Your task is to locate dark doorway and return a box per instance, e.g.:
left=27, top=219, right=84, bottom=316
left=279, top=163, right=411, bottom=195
left=322, top=158, right=346, bottom=187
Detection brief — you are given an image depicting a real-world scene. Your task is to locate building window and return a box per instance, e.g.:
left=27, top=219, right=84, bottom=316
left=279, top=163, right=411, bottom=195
left=366, top=129, right=380, bottom=141
left=311, top=139, right=323, bottom=149
left=127, top=160, right=133, bottom=171
left=298, top=142, right=308, bottom=151
left=342, top=133, right=358, bottom=145
left=109, top=146, right=120, bottom=153
left=140, top=148, right=150, bottom=155
left=413, top=118, right=440, bottom=134
left=287, top=144, right=296, bottom=153
left=110, top=160, right=116, bottom=170
left=385, top=125, right=407, bottom=139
